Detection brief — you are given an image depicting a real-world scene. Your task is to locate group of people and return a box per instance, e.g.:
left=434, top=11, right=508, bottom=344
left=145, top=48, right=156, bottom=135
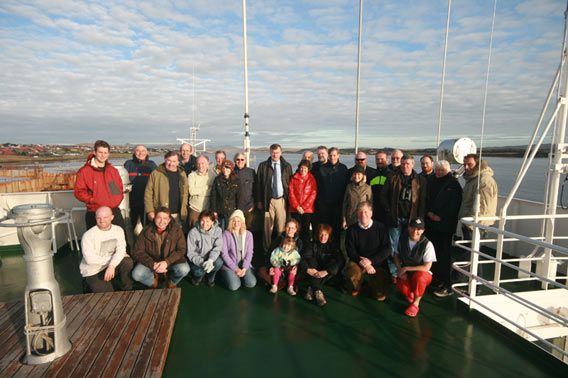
left=73, top=139, right=498, bottom=316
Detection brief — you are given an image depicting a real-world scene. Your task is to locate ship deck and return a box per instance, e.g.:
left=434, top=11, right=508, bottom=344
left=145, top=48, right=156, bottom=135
left=0, top=245, right=566, bottom=377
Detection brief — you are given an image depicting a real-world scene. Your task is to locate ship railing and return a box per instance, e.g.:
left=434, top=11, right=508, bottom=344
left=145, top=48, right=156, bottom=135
left=453, top=215, right=568, bottom=363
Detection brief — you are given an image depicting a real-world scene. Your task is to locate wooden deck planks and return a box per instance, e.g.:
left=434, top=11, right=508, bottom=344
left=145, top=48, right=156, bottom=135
left=0, top=288, right=181, bottom=378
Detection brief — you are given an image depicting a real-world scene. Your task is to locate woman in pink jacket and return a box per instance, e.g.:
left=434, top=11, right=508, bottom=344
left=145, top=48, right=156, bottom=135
left=288, top=159, right=317, bottom=248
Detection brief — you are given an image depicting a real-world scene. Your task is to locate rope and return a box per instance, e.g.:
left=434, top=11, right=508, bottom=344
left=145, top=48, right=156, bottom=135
left=436, top=0, right=452, bottom=151
left=475, top=0, right=498, bottom=218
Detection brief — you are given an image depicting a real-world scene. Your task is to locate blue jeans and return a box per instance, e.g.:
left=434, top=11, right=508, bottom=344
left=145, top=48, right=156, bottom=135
left=388, top=218, right=408, bottom=276
left=131, top=262, right=190, bottom=287
left=219, top=266, right=257, bottom=291
left=189, top=258, right=223, bottom=282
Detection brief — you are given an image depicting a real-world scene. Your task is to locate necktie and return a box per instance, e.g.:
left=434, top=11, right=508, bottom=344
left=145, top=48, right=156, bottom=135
left=272, top=162, right=279, bottom=197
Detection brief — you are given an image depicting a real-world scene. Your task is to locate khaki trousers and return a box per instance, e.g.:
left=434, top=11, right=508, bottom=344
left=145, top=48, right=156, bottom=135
left=263, top=197, right=287, bottom=251
left=344, top=261, right=390, bottom=298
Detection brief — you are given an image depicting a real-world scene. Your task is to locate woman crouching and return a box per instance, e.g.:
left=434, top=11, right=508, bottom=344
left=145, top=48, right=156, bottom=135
left=301, top=224, right=343, bottom=306
left=219, top=210, right=257, bottom=291
left=186, top=210, right=223, bottom=286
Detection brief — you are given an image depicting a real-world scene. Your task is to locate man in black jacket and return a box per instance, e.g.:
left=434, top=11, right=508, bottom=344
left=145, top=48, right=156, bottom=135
left=314, top=147, right=348, bottom=249
left=256, top=144, right=293, bottom=251
left=426, top=160, right=463, bottom=297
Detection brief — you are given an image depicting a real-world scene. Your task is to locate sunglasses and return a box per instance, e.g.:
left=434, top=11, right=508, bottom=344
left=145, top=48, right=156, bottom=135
left=235, top=159, right=245, bottom=161
left=356, top=158, right=366, bottom=161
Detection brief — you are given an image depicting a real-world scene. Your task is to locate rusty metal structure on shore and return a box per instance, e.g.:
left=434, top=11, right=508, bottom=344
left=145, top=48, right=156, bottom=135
left=0, top=167, right=76, bottom=193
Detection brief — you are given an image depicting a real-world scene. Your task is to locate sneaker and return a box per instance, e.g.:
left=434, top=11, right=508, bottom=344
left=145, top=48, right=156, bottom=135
left=304, top=287, right=314, bottom=301
left=151, top=273, right=159, bottom=289
left=207, top=279, right=215, bottom=288
left=287, top=286, right=297, bottom=296
left=269, top=285, right=278, bottom=294
left=315, top=290, right=327, bottom=307
left=191, top=276, right=202, bottom=286
left=434, top=288, right=453, bottom=297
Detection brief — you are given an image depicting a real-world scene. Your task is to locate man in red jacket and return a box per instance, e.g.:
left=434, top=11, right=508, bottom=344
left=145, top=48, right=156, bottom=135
left=74, top=140, right=126, bottom=231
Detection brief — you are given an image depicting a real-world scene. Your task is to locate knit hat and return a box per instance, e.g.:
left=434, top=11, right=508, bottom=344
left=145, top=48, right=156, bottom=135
left=222, top=159, right=235, bottom=171
left=229, top=209, right=246, bottom=224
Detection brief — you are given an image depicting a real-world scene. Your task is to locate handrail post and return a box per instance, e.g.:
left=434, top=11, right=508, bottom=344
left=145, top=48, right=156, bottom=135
left=468, top=225, right=481, bottom=309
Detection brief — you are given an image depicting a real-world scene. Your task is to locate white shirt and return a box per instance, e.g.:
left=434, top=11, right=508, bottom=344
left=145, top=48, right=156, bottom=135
left=80, top=224, right=127, bottom=277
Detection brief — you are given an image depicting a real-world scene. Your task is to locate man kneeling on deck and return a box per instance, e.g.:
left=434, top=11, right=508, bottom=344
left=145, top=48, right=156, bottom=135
left=80, top=206, right=134, bottom=293
left=345, top=201, right=392, bottom=301
left=394, top=218, right=436, bottom=317
left=131, top=207, right=190, bottom=288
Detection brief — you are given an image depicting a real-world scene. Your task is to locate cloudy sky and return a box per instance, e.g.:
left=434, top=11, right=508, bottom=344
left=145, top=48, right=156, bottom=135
left=0, top=0, right=565, bottom=149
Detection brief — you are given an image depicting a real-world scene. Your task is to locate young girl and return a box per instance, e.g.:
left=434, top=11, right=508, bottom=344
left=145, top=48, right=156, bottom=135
left=269, top=237, right=301, bottom=295
left=342, top=166, right=372, bottom=229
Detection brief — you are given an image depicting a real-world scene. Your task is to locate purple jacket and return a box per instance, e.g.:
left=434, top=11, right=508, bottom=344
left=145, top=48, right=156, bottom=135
left=221, top=230, right=254, bottom=271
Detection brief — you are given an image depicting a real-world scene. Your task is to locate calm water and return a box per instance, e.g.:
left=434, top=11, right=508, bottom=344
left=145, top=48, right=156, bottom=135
left=0, top=152, right=553, bottom=203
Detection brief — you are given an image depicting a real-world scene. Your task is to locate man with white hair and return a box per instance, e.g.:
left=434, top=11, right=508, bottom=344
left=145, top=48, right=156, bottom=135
left=187, top=154, right=216, bottom=228
left=80, top=206, right=133, bottom=293
left=426, top=160, right=462, bottom=297
left=388, top=149, right=403, bottom=171
left=302, top=150, right=314, bottom=163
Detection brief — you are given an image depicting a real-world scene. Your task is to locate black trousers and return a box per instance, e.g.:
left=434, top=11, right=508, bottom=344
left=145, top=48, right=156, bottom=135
left=427, top=230, right=454, bottom=289
left=84, top=257, right=134, bottom=293
left=291, top=212, right=312, bottom=249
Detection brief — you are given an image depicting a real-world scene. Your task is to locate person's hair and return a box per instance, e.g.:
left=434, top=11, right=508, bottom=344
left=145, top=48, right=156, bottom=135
left=356, top=200, right=373, bottom=212
left=234, top=152, right=246, bottom=161
left=269, top=143, right=282, bottom=151
left=229, top=214, right=247, bottom=234
left=329, top=147, right=339, bottom=154
left=317, top=224, right=333, bottom=240
left=164, top=150, right=179, bottom=160
left=198, top=210, right=216, bottom=223
left=420, top=154, right=433, bottom=163
left=179, top=143, right=192, bottom=152
left=297, top=159, right=312, bottom=172
left=435, top=160, right=451, bottom=172
left=281, top=236, right=297, bottom=250
left=286, top=218, right=300, bottom=234
left=155, top=206, right=171, bottom=216
left=316, top=145, right=328, bottom=152
left=391, top=149, right=403, bottom=156
left=375, top=150, right=387, bottom=157
left=215, top=150, right=226, bottom=158
left=464, top=153, right=479, bottom=165
left=197, top=154, right=209, bottom=162
left=94, top=140, right=110, bottom=150
left=401, top=154, right=414, bottom=162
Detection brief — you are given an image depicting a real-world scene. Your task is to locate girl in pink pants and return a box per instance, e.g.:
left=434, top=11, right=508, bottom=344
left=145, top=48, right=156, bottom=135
left=269, top=237, right=301, bottom=296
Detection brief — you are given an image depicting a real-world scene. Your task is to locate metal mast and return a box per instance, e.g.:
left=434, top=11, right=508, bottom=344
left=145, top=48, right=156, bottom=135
left=242, top=0, right=251, bottom=166
left=354, top=0, right=363, bottom=153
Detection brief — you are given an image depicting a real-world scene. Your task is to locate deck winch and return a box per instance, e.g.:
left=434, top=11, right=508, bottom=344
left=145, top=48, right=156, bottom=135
left=0, top=203, right=71, bottom=364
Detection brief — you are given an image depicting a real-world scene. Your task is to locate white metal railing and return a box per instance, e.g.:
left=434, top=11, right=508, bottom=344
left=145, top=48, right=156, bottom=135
left=453, top=216, right=568, bottom=363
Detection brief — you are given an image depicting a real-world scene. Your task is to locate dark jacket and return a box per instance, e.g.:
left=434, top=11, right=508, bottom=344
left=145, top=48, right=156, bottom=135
left=369, top=166, right=390, bottom=223
left=255, top=157, right=293, bottom=209
left=426, top=173, right=463, bottom=233
left=300, top=241, right=343, bottom=276
left=235, top=167, right=256, bottom=212
left=315, top=161, right=349, bottom=205
left=210, top=174, right=241, bottom=218
left=124, top=155, right=157, bottom=206
left=132, top=220, right=187, bottom=268
left=181, top=155, right=197, bottom=175
left=74, top=154, right=124, bottom=212
left=382, top=170, right=427, bottom=227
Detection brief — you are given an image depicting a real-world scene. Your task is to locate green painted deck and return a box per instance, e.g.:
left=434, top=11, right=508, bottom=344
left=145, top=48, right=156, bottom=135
left=0, top=246, right=566, bottom=377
